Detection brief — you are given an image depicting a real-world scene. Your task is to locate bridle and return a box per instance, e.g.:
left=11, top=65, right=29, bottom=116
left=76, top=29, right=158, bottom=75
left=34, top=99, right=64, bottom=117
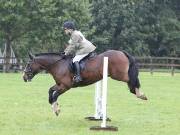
left=23, top=60, right=34, bottom=80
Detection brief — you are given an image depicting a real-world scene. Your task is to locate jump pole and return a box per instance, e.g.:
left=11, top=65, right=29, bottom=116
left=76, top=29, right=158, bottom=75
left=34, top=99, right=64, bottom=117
left=85, top=61, right=111, bottom=121
left=90, top=57, right=118, bottom=131
left=85, top=80, right=103, bottom=120
left=85, top=80, right=111, bottom=121
left=94, top=80, right=103, bottom=120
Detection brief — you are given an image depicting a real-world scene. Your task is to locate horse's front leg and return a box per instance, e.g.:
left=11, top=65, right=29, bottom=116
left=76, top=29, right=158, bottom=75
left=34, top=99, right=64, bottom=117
left=49, top=84, right=68, bottom=116
left=51, top=90, right=61, bottom=116
left=48, top=85, right=56, bottom=104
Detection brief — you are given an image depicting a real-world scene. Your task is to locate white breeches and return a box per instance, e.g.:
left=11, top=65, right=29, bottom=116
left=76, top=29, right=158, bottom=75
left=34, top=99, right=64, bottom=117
left=73, top=53, right=89, bottom=63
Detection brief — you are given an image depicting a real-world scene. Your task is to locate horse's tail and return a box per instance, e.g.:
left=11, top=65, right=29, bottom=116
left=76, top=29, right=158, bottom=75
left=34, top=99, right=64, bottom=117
left=123, top=51, right=140, bottom=94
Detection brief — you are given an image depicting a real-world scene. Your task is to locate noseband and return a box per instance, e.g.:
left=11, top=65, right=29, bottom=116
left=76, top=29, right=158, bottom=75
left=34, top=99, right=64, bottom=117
left=24, top=61, right=34, bottom=79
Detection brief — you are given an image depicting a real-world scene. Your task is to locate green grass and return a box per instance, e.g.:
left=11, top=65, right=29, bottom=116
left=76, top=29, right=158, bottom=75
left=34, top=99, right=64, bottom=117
left=0, top=72, right=180, bottom=135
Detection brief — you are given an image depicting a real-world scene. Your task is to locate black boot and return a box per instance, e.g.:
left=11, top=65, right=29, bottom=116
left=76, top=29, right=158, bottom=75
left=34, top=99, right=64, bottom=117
left=74, top=61, right=82, bottom=83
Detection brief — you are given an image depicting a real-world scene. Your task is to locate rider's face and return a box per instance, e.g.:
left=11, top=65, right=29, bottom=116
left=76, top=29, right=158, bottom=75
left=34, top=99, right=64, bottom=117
left=64, top=28, right=71, bottom=35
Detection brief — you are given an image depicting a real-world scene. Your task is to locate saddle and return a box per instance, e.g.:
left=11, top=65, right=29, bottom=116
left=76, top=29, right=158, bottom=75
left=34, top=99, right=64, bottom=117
left=68, top=52, right=96, bottom=73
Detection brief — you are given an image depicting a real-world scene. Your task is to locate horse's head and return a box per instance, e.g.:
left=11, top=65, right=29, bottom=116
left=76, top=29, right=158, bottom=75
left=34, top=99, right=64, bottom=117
left=23, top=52, right=42, bottom=82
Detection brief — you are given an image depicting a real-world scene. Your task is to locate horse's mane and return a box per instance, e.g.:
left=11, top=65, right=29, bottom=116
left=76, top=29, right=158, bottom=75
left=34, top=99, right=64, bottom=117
left=35, top=52, right=73, bottom=59
left=35, top=52, right=62, bottom=57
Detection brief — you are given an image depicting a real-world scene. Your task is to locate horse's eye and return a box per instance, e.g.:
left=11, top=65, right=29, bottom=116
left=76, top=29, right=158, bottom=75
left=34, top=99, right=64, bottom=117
left=27, top=62, right=32, bottom=66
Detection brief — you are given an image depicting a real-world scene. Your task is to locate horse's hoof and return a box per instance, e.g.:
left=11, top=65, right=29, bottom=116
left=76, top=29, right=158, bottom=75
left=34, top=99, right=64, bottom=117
left=55, top=109, right=60, bottom=116
left=52, top=102, right=60, bottom=116
left=137, top=94, right=148, bottom=100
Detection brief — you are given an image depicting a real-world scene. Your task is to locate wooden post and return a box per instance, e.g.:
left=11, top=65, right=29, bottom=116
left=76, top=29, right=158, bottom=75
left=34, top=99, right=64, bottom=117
left=150, top=57, right=153, bottom=75
left=171, top=59, right=174, bottom=76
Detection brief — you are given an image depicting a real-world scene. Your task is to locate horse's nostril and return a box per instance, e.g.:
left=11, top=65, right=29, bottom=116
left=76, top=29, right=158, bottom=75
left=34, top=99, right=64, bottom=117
left=23, top=77, right=27, bottom=82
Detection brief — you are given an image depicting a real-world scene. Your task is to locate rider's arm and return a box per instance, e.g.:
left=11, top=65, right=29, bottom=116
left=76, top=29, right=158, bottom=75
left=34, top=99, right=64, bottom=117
left=64, top=33, right=82, bottom=55
left=64, top=45, right=74, bottom=55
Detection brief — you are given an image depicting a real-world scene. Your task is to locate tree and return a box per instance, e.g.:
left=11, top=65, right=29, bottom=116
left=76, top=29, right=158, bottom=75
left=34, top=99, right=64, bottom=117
left=89, top=0, right=150, bottom=55
left=14, top=0, right=91, bottom=58
left=0, top=0, right=91, bottom=71
left=90, top=0, right=180, bottom=56
left=135, top=0, right=180, bottom=56
left=0, top=0, right=31, bottom=71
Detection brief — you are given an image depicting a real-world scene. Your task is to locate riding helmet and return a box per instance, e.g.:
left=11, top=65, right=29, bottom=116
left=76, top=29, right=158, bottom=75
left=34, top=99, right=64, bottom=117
left=63, top=21, right=75, bottom=30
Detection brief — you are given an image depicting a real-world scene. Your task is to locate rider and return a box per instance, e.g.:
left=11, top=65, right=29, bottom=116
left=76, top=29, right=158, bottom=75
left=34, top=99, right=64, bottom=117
left=63, top=21, right=96, bottom=83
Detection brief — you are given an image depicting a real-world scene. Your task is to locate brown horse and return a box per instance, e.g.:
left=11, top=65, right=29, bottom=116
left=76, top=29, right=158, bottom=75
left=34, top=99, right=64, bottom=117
left=23, top=50, right=147, bottom=116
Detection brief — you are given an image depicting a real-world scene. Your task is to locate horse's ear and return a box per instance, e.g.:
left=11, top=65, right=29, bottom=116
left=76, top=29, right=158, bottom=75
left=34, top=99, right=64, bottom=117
left=28, top=52, right=34, bottom=60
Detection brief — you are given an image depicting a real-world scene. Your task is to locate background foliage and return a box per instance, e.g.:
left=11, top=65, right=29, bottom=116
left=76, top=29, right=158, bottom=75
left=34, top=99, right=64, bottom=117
left=0, top=0, right=180, bottom=60
left=90, top=0, right=180, bottom=56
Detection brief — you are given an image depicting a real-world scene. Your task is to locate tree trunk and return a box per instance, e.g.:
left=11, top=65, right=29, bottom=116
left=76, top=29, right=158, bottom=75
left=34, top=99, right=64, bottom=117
left=3, top=38, right=11, bottom=73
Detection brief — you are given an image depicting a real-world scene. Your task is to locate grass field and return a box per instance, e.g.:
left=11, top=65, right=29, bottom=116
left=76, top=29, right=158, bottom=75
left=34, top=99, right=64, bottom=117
left=0, top=72, right=180, bottom=135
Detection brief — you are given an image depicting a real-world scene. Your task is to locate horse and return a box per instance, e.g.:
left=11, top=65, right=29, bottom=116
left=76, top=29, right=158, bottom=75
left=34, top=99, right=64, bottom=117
left=23, top=50, right=147, bottom=116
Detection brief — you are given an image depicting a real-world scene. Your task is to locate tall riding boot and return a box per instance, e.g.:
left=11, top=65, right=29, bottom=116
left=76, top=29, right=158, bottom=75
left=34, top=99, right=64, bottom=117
left=74, top=61, right=82, bottom=83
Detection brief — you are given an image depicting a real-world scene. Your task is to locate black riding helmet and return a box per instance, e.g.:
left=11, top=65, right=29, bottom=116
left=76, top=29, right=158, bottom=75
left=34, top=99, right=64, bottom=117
left=63, top=21, right=75, bottom=30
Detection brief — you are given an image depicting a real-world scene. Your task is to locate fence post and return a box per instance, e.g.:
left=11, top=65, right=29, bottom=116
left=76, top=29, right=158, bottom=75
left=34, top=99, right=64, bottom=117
left=171, top=59, right=174, bottom=76
left=19, top=59, right=23, bottom=71
left=150, top=57, right=153, bottom=75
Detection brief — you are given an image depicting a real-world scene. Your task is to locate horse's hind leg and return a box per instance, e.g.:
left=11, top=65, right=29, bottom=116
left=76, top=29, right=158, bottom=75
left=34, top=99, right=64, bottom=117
left=127, top=77, right=147, bottom=100
left=127, top=61, right=147, bottom=100
left=109, top=51, right=147, bottom=100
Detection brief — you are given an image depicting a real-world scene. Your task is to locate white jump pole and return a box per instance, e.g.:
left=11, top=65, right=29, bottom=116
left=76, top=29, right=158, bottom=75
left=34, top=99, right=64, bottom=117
left=85, top=59, right=109, bottom=121
left=94, top=80, right=103, bottom=119
left=90, top=57, right=118, bottom=131
left=101, top=57, right=108, bottom=127
left=85, top=80, right=103, bottom=120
